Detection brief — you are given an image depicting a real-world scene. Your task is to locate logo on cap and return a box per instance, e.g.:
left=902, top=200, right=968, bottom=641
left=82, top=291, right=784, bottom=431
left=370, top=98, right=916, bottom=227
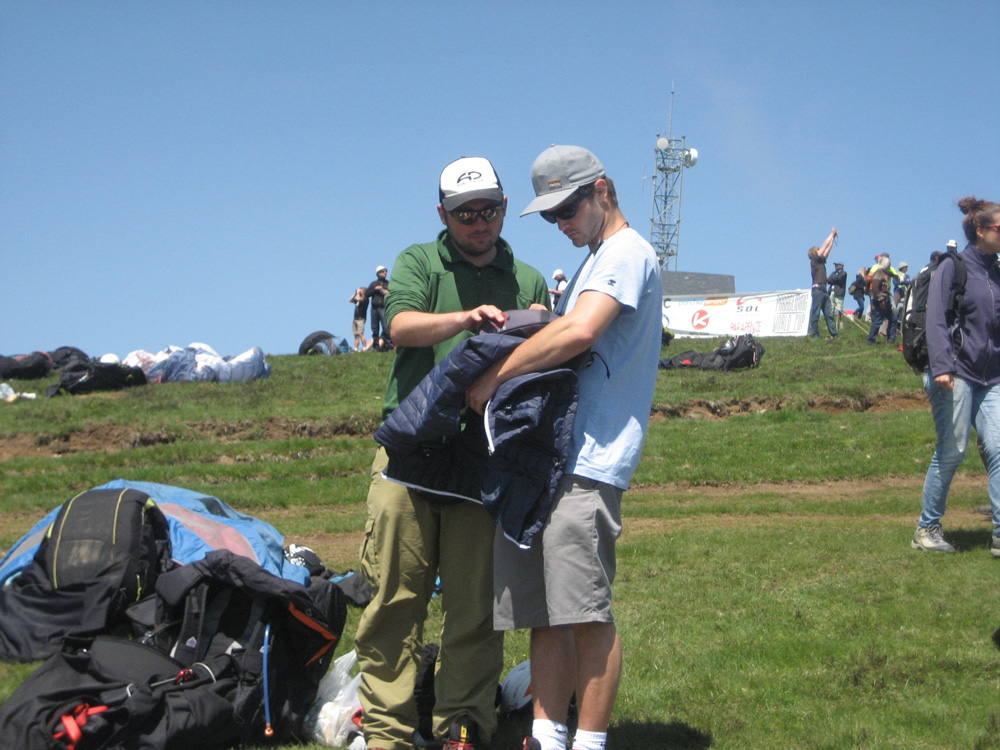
left=457, top=171, right=482, bottom=184
left=547, top=179, right=563, bottom=190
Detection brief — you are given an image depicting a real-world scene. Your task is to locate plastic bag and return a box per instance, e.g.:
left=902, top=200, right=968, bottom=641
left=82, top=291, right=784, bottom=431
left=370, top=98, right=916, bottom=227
left=305, top=649, right=363, bottom=747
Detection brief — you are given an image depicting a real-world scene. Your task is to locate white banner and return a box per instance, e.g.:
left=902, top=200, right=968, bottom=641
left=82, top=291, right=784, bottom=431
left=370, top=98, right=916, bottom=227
left=662, top=289, right=811, bottom=338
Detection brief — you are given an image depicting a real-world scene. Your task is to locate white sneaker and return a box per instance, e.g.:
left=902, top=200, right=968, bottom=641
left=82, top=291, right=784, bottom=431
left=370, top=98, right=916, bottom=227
left=911, top=524, right=955, bottom=553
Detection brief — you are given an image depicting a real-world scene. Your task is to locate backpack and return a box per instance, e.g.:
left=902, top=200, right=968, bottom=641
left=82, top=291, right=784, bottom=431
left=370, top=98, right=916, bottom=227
left=900, top=251, right=967, bottom=375
left=659, top=334, right=765, bottom=371
left=869, top=268, right=891, bottom=301
left=44, top=360, right=147, bottom=397
left=0, top=549, right=347, bottom=750
left=0, top=489, right=173, bottom=663
left=35, top=488, right=172, bottom=625
left=715, top=334, right=765, bottom=370
left=299, top=330, right=350, bottom=356
left=0, top=351, right=54, bottom=380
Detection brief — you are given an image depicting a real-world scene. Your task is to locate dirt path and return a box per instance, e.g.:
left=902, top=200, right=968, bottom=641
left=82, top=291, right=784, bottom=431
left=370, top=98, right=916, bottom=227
left=2, top=474, right=990, bottom=571
left=0, top=393, right=928, bottom=461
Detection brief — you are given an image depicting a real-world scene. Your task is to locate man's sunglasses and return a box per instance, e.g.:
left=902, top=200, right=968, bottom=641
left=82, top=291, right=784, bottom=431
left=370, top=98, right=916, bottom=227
left=449, top=204, right=504, bottom=225
left=540, top=186, right=594, bottom=224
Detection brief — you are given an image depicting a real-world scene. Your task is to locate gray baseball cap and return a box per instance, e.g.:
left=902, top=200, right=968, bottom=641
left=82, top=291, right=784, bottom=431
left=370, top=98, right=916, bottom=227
left=439, top=157, right=504, bottom=211
left=521, top=145, right=606, bottom=217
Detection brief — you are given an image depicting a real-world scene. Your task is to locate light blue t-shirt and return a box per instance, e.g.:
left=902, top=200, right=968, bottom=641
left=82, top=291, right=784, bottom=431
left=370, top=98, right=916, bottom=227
left=556, top=227, right=662, bottom=489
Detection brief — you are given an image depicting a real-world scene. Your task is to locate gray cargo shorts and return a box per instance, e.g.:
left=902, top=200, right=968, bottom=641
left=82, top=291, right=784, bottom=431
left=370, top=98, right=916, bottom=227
left=493, top=474, right=622, bottom=630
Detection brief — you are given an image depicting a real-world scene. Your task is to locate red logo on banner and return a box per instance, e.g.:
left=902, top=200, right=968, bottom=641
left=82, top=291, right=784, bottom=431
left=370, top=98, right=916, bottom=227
left=691, top=310, right=710, bottom=330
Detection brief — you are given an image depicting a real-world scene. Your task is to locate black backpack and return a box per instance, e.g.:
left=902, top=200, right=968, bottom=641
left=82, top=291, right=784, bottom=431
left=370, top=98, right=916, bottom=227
left=0, top=490, right=173, bottom=663
left=44, top=360, right=147, bottom=397
left=715, top=334, right=765, bottom=370
left=0, top=550, right=347, bottom=750
left=900, top=251, right=967, bottom=374
left=0, top=351, right=54, bottom=380
left=35, top=488, right=173, bottom=626
left=659, top=334, right=765, bottom=371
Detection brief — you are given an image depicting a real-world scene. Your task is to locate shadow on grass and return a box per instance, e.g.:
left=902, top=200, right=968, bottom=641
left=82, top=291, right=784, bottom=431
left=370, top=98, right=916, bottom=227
left=947, top=527, right=996, bottom=554
left=494, top=713, right=712, bottom=749
left=612, top=720, right=713, bottom=749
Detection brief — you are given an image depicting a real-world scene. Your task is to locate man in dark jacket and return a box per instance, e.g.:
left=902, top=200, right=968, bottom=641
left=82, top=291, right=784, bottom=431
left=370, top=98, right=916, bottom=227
left=365, top=266, right=390, bottom=351
left=827, top=261, right=848, bottom=330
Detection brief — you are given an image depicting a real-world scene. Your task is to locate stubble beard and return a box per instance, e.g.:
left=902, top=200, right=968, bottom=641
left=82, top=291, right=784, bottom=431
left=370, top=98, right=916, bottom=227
left=453, top=236, right=496, bottom=258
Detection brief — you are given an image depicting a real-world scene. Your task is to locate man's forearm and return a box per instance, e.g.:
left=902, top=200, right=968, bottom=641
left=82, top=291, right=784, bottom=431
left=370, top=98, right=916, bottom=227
left=389, top=310, right=471, bottom=348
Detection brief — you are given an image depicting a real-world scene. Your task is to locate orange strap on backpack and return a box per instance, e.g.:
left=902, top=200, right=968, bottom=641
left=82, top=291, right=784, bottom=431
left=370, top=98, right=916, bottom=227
left=53, top=704, right=109, bottom=749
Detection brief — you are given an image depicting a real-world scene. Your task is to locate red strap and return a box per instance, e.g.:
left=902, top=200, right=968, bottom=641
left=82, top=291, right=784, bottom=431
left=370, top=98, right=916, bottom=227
left=53, top=704, right=108, bottom=749
left=286, top=601, right=339, bottom=666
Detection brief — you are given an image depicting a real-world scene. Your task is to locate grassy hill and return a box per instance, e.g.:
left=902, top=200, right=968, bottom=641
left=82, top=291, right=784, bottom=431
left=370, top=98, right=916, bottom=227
left=3, top=320, right=999, bottom=749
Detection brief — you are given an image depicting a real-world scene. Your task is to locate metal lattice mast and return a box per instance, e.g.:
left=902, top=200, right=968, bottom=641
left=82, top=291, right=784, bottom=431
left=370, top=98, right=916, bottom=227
left=649, top=90, right=697, bottom=270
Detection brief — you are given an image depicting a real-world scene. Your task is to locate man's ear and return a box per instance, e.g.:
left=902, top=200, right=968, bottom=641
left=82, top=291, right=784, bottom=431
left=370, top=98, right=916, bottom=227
left=438, top=204, right=448, bottom=226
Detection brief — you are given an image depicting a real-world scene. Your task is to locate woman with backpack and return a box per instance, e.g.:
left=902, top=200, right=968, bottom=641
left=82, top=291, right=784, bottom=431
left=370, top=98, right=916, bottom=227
left=912, top=196, right=1000, bottom=555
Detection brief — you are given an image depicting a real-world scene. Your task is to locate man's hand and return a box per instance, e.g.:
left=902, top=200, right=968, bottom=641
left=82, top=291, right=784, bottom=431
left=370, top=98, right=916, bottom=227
left=934, top=373, right=955, bottom=390
left=465, top=358, right=507, bottom=415
left=463, top=305, right=507, bottom=333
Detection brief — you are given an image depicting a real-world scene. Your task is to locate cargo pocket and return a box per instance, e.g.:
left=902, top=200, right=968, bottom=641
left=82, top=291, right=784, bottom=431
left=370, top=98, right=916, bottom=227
left=359, top=514, right=379, bottom=594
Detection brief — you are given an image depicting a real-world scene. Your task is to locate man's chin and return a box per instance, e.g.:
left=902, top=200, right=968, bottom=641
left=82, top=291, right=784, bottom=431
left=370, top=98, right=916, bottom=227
left=455, top=241, right=495, bottom=257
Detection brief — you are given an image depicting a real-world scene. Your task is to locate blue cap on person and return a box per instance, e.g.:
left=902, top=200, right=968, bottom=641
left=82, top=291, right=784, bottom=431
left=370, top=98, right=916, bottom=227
left=520, top=145, right=606, bottom=217
left=439, top=157, right=504, bottom=211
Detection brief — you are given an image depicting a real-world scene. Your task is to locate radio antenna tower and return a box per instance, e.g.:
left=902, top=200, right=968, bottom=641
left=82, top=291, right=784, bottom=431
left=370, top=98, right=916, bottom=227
left=649, top=89, right=698, bottom=270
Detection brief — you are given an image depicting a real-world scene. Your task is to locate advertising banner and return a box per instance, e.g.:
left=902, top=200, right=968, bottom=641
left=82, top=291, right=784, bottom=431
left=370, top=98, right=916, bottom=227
left=662, top=290, right=811, bottom=338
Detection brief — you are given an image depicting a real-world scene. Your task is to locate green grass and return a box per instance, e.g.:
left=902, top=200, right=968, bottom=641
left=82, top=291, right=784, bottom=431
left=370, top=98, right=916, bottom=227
left=3, top=324, right=999, bottom=748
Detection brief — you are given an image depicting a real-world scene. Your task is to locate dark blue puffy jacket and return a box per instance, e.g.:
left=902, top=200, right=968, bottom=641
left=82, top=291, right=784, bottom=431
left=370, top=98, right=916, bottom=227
left=374, top=332, right=578, bottom=549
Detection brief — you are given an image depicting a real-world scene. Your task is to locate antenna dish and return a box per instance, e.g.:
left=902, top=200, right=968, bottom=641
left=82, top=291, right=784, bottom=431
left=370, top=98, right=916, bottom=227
left=656, top=137, right=669, bottom=151
left=684, top=148, right=698, bottom=168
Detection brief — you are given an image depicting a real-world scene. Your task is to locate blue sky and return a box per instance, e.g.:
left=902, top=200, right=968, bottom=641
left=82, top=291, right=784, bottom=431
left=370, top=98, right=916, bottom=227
left=2, top=1, right=998, bottom=358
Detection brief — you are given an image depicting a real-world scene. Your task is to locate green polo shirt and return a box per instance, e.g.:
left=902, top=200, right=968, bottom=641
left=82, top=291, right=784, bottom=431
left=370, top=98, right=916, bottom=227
left=380, top=230, right=550, bottom=420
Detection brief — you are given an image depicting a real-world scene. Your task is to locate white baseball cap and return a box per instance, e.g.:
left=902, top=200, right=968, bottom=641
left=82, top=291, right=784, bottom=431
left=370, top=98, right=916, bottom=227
left=552, top=269, right=564, bottom=279
left=946, top=239, right=958, bottom=248
left=521, top=145, right=606, bottom=216
left=376, top=265, right=387, bottom=274
left=439, top=157, right=504, bottom=211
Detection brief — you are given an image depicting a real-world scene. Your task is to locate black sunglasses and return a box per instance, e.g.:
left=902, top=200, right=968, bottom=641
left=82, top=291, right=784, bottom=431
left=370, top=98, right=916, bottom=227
left=449, top=204, right=504, bottom=225
left=540, top=186, right=594, bottom=224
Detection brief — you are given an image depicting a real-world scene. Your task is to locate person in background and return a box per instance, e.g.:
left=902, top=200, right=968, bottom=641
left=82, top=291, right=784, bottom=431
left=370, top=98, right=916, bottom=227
left=365, top=265, right=391, bottom=351
left=851, top=266, right=868, bottom=319
left=807, top=228, right=840, bottom=339
left=893, top=261, right=912, bottom=306
left=349, top=287, right=369, bottom=352
left=892, top=260, right=912, bottom=338
left=549, top=268, right=568, bottom=303
left=354, top=156, right=550, bottom=750
left=827, top=261, right=847, bottom=329
left=912, top=197, right=1000, bottom=555
left=866, top=254, right=898, bottom=344
left=466, top=145, right=662, bottom=750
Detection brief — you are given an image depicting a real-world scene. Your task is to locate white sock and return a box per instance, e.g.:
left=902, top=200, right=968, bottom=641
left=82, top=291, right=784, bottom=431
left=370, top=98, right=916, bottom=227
left=572, top=729, right=607, bottom=750
left=532, top=719, right=569, bottom=750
